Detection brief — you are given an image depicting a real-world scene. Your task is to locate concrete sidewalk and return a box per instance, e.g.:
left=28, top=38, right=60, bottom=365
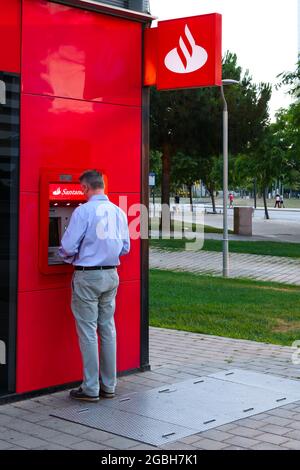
left=1, top=327, right=300, bottom=450
left=150, top=248, right=300, bottom=286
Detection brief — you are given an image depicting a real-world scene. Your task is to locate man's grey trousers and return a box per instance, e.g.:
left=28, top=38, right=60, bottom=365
left=71, top=269, right=119, bottom=397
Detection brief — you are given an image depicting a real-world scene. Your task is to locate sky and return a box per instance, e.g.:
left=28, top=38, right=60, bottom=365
left=149, top=0, right=298, bottom=119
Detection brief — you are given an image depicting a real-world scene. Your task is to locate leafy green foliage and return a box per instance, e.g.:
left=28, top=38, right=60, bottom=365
left=150, top=52, right=272, bottom=205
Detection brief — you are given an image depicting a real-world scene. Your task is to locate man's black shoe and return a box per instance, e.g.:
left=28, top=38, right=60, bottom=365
left=99, top=390, right=115, bottom=399
left=69, top=387, right=99, bottom=402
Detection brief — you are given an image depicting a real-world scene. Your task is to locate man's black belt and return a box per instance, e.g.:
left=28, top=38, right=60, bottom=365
left=75, top=266, right=116, bottom=271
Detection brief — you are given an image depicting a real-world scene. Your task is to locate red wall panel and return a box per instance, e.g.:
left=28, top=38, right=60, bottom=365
left=115, top=281, right=141, bottom=373
left=22, top=0, right=142, bottom=106
left=16, top=287, right=81, bottom=393
left=17, top=0, right=143, bottom=393
left=16, top=280, right=140, bottom=393
left=0, top=0, right=21, bottom=73
left=20, top=94, right=141, bottom=194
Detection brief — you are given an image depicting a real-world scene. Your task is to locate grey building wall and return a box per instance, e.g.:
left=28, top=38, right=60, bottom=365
left=98, top=0, right=150, bottom=13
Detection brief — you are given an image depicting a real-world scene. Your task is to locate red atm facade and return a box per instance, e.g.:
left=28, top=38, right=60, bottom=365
left=0, top=0, right=151, bottom=400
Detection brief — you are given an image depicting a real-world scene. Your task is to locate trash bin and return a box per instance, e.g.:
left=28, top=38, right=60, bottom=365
left=234, top=207, right=253, bottom=236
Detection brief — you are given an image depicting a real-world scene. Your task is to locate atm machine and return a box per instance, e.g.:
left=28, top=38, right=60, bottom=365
left=39, top=170, right=108, bottom=273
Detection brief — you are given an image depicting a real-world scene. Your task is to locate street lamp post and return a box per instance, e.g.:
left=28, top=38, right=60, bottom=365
left=220, top=79, right=240, bottom=278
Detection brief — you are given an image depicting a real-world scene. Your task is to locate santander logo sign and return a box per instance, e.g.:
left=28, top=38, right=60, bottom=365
left=52, top=187, right=83, bottom=197
left=164, top=24, right=208, bottom=74
left=152, top=13, right=222, bottom=90
left=52, top=187, right=61, bottom=196
left=49, top=184, right=85, bottom=201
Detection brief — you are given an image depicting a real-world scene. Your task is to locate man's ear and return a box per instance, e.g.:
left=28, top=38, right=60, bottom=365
left=81, top=184, right=88, bottom=194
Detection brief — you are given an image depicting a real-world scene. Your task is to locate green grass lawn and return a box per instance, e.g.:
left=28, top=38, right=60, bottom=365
left=150, top=270, right=300, bottom=346
left=150, top=238, right=300, bottom=258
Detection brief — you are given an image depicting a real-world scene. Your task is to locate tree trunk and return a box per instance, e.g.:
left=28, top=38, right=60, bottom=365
left=161, top=143, right=171, bottom=207
left=208, top=186, right=216, bottom=213
left=263, top=187, right=270, bottom=220
left=189, top=184, right=193, bottom=210
left=253, top=178, right=257, bottom=209
left=160, top=143, right=171, bottom=233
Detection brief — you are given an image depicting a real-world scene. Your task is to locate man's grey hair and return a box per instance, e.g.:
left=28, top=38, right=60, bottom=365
left=79, top=170, right=104, bottom=190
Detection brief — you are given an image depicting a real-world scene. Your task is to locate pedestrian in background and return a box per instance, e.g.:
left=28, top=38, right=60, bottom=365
left=274, top=194, right=281, bottom=208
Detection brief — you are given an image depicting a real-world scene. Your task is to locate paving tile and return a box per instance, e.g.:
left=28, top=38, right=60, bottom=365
left=255, top=433, right=290, bottom=445
left=179, top=434, right=205, bottom=445
left=199, top=429, right=234, bottom=442
left=129, top=444, right=158, bottom=450
left=79, top=429, right=114, bottom=443
left=34, top=444, right=72, bottom=450
left=227, top=426, right=262, bottom=438
left=215, top=423, right=237, bottom=432
left=0, top=439, right=18, bottom=450
left=159, top=442, right=196, bottom=450
left=223, top=445, right=246, bottom=450
left=230, top=419, right=265, bottom=430
left=69, top=441, right=111, bottom=450
left=284, top=430, right=300, bottom=441
left=251, top=442, right=286, bottom=450
left=2, top=433, right=48, bottom=450
left=258, top=424, right=291, bottom=436
left=281, top=439, right=300, bottom=450
left=286, top=421, right=300, bottom=431
left=223, top=436, right=260, bottom=449
left=42, top=432, right=83, bottom=447
left=190, top=438, right=228, bottom=450
left=103, top=436, right=141, bottom=450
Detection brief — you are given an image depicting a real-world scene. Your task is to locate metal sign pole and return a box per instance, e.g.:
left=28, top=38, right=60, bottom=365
left=220, top=84, right=229, bottom=277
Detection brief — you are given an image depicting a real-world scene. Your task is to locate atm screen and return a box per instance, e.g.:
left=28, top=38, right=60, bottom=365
left=49, top=217, right=61, bottom=247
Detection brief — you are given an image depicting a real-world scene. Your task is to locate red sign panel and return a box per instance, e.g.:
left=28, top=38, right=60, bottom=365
left=49, top=183, right=85, bottom=201
left=147, top=13, right=222, bottom=90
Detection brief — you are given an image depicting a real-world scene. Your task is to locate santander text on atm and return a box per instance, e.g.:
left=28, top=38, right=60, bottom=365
left=50, top=184, right=86, bottom=200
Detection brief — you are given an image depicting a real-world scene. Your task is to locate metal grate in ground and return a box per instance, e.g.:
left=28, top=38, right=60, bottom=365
left=51, top=369, right=300, bottom=446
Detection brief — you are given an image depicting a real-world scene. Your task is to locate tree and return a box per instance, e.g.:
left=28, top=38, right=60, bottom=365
left=150, top=88, right=190, bottom=206
left=150, top=52, right=272, bottom=210
left=171, top=152, right=201, bottom=207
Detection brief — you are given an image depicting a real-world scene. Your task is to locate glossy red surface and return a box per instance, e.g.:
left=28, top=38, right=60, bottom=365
left=20, top=94, right=141, bottom=194
left=16, top=280, right=140, bottom=393
left=22, top=0, right=142, bottom=106
left=16, top=287, right=81, bottom=393
left=16, top=0, right=143, bottom=393
left=115, top=281, right=141, bottom=373
left=144, top=27, right=157, bottom=87
left=0, top=0, right=21, bottom=73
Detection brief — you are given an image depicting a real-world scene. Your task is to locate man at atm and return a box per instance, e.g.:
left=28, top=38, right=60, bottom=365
left=58, top=170, right=130, bottom=402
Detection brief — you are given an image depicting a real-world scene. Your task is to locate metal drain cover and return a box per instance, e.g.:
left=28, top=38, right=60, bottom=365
left=51, top=370, right=300, bottom=446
